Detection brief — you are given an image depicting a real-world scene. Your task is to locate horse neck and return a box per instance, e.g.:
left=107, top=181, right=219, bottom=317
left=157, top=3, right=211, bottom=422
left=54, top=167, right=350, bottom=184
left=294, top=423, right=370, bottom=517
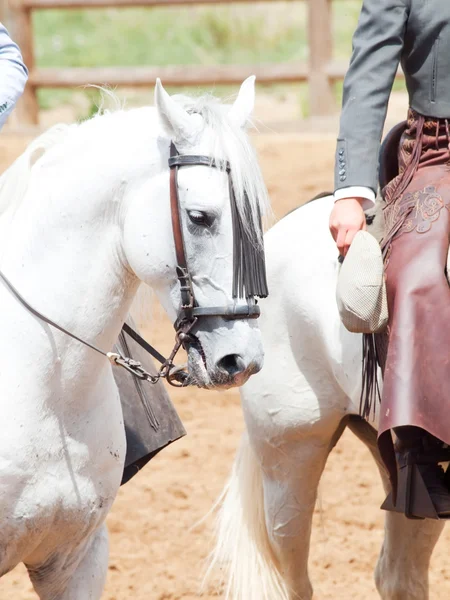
left=0, top=129, right=156, bottom=387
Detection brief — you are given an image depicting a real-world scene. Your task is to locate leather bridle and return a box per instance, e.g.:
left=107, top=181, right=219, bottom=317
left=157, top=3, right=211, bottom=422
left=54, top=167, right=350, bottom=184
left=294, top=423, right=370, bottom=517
left=168, top=142, right=262, bottom=327
left=0, top=141, right=268, bottom=388
left=147, top=141, right=267, bottom=385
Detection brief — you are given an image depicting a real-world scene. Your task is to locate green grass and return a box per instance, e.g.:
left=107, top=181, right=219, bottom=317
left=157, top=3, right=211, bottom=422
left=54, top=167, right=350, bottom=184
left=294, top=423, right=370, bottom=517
left=31, top=1, right=388, bottom=116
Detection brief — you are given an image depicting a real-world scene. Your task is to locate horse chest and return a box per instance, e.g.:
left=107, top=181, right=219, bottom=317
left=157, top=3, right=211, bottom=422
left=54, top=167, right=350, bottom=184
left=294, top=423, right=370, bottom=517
left=0, top=391, right=124, bottom=567
left=0, top=439, right=120, bottom=570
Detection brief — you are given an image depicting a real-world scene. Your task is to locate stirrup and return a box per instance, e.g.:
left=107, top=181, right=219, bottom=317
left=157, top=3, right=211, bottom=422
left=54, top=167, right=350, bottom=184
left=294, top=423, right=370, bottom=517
left=381, top=449, right=450, bottom=520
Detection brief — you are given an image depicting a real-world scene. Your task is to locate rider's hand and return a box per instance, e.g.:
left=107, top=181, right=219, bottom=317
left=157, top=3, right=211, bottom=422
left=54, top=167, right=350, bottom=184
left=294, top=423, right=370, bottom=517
left=329, top=198, right=367, bottom=257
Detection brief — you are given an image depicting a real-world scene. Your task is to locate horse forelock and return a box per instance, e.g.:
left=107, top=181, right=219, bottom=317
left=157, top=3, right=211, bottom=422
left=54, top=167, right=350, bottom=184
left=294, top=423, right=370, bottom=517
left=174, top=93, right=272, bottom=245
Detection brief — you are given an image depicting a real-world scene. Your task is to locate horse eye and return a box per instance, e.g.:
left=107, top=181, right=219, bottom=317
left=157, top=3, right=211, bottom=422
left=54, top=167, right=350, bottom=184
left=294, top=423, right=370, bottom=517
left=188, top=210, right=213, bottom=227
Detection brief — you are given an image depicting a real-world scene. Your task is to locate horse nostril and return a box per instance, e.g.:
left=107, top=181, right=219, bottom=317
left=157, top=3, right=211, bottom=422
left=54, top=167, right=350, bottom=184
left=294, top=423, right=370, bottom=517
left=217, top=354, right=246, bottom=377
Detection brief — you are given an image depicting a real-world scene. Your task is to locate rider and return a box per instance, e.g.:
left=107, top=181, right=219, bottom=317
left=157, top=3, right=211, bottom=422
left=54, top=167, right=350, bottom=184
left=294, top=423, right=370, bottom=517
left=329, top=0, right=450, bottom=518
left=0, top=23, right=28, bottom=130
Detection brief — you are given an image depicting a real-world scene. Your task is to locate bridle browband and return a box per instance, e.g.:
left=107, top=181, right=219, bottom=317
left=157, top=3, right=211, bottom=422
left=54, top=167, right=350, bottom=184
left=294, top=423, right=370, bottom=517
left=0, top=141, right=268, bottom=388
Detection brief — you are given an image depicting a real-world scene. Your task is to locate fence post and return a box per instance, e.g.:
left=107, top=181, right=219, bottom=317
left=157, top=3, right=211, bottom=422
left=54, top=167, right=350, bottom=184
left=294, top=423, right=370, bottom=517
left=10, top=0, right=39, bottom=125
left=307, top=0, right=335, bottom=117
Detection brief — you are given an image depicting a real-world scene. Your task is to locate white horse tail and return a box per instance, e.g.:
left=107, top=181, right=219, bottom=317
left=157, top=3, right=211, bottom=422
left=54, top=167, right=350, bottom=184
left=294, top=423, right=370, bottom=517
left=205, top=432, right=289, bottom=600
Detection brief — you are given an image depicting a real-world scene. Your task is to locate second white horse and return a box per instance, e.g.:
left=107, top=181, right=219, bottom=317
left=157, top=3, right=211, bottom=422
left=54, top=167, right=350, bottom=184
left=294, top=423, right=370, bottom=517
left=210, top=195, right=445, bottom=600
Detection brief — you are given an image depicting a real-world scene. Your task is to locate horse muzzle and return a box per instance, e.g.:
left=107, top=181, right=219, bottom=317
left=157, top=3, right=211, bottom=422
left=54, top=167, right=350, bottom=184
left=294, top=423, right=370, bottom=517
left=212, top=355, right=261, bottom=388
left=186, top=339, right=262, bottom=389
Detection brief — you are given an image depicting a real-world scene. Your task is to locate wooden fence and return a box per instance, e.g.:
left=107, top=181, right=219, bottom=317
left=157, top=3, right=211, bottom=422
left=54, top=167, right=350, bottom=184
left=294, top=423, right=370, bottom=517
left=5, top=0, right=399, bottom=126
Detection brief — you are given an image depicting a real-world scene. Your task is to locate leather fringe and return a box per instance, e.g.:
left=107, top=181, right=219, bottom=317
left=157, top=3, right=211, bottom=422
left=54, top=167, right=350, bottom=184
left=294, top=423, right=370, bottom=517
left=380, top=115, right=425, bottom=260
left=360, top=333, right=382, bottom=421
left=229, top=180, right=268, bottom=299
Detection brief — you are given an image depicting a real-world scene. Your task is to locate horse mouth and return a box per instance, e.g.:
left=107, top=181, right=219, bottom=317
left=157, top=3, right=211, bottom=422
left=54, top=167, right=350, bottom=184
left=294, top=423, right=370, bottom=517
left=185, top=336, right=210, bottom=388
left=185, top=334, right=207, bottom=367
left=184, top=336, right=262, bottom=389
left=186, top=350, right=259, bottom=390
left=213, top=362, right=259, bottom=389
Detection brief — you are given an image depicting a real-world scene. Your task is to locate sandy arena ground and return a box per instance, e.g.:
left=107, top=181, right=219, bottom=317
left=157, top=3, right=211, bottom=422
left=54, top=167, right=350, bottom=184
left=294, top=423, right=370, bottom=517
left=1, top=94, right=450, bottom=599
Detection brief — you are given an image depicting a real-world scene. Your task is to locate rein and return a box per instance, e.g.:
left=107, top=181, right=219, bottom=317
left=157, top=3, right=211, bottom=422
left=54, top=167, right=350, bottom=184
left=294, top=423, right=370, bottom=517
left=0, top=268, right=184, bottom=385
left=0, top=141, right=268, bottom=388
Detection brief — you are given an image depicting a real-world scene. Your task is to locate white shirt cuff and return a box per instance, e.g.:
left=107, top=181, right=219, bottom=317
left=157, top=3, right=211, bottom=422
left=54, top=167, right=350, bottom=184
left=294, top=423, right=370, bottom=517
left=333, top=186, right=376, bottom=211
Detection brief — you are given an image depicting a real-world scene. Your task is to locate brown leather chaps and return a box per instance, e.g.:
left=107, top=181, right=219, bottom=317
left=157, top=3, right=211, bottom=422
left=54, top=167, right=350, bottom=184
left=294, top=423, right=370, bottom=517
left=374, top=110, right=450, bottom=492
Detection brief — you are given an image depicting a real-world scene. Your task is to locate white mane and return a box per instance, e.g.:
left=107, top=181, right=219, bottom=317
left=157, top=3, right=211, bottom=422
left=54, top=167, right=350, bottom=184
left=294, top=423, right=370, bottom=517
left=0, top=123, right=71, bottom=217
left=173, top=92, right=271, bottom=242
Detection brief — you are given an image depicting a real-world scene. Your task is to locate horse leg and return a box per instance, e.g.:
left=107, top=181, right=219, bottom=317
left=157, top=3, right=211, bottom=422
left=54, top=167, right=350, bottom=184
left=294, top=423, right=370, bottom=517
left=376, top=510, right=444, bottom=600
left=27, top=523, right=109, bottom=600
left=209, top=390, right=347, bottom=600
left=348, top=418, right=445, bottom=600
left=259, top=420, right=346, bottom=600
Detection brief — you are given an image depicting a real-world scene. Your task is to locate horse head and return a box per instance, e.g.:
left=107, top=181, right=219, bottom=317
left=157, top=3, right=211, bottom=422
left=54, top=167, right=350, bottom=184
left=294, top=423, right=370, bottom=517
left=122, top=78, right=270, bottom=389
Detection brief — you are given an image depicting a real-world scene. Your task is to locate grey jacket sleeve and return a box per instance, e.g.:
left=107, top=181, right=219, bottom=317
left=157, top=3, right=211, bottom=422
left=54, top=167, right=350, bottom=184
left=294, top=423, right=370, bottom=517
left=335, top=0, right=409, bottom=194
left=0, top=23, right=28, bottom=130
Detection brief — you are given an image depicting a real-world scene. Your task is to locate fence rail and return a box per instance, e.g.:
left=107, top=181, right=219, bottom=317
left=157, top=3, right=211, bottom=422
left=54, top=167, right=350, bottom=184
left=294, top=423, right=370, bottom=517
left=6, top=0, right=400, bottom=126
left=20, top=0, right=289, bottom=6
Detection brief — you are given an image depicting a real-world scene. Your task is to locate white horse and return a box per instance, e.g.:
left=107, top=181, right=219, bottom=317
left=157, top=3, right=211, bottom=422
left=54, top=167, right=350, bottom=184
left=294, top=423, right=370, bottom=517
left=0, top=77, right=269, bottom=598
left=209, top=194, right=445, bottom=600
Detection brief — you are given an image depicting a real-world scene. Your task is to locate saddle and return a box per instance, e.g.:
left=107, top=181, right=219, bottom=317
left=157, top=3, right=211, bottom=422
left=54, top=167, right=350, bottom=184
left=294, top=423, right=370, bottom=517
left=378, top=120, right=407, bottom=195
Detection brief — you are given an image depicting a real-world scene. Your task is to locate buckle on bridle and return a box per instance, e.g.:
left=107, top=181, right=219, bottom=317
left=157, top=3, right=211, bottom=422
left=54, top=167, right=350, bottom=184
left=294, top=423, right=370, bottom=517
left=176, top=265, right=195, bottom=319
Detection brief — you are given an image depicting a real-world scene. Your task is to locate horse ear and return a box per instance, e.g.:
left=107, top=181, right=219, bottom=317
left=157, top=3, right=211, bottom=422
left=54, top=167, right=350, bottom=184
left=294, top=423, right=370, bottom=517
left=228, top=75, right=256, bottom=129
left=154, top=78, right=201, bottom=142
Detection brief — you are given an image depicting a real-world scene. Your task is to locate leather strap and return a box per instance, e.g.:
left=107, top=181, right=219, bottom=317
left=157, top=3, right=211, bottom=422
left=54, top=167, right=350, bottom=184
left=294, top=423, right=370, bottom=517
left=169, top=154, right=230, bottom=172
left=169, top=143, right=195, bottom=324
left=0, top=269, right=168, bottom=384
left=169, top=165, right=187, bottom=270
left=122, top=321, right=168, bottom=366
left=191, top=304, right=260, bottom=319
left=169, top=141, right=261, bottom=329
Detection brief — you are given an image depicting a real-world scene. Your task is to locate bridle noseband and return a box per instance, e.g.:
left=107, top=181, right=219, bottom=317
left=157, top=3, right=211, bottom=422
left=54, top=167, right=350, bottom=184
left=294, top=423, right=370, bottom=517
left=0, top=141, right=268, bottom=388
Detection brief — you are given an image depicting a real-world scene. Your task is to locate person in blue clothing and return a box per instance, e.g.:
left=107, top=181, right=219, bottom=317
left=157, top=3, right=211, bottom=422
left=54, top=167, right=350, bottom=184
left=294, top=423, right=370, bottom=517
left=0, top=23, right=28, bottom=129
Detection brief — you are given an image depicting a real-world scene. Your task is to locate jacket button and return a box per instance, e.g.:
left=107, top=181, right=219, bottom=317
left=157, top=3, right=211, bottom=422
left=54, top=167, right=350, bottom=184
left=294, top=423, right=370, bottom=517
left=340, top=175, right=346, bottom=182
left=339, top=169, right=346, bottom=176
left=339, top=149, right=344, bottom=156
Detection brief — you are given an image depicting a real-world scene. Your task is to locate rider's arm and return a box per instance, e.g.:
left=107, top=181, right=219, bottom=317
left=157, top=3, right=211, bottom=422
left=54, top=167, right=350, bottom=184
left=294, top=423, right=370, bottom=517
left=0, top=23, right=28, bottom=130
left=334, top=0, right=409, bottom=206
